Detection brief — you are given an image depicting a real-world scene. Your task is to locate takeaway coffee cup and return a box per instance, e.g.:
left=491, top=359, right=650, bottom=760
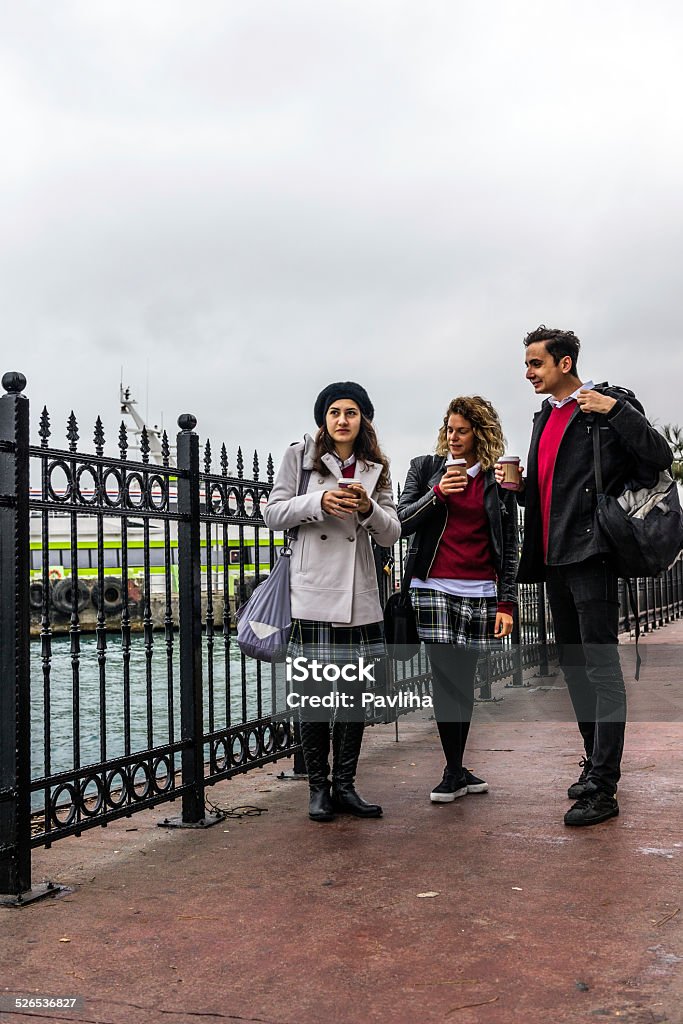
left=445, top=457, right=468, bottom=483
left=337, top=478, right=361, bottom=489
left=497, top=456, right=521, bottom=490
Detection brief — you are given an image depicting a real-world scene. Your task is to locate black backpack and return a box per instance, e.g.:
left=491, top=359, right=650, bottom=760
left=591, top=402, right=683, bottom=580
left=592, top=408, right=683, bottom=679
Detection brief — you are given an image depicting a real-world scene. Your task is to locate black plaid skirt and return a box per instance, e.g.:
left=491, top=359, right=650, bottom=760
left=288, top=619, right=386, bottom=662
left=410, top=588, right=498, bottom=649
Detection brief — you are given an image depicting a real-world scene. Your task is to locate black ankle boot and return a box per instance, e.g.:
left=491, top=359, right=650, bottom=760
left=331, top=721, right=382, bottom=818
left=308, top=784, right=334, bottom=821
left=300, top=721, right=335, bottom=822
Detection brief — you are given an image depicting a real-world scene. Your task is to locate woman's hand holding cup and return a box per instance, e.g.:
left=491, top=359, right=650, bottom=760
left=343, top=481, right=371, bottom=515
left=439, top=461, right=468, bottom=494
left=322, top=488, right=356, bottom=518
left=321, top=479, right=370, bottom=518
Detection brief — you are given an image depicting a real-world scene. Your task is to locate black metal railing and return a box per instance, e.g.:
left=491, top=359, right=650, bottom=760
left=0, top=374, right=298, bottom=899
left=2, top=372, right=682, bottom=900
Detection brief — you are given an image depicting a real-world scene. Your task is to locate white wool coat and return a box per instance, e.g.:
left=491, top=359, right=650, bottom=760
left=262, top=435, right=401, bottom=626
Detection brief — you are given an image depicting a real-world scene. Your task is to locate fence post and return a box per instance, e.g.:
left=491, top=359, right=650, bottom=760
left=176, top=414, right=205, bottom=824
left=0, top=372, right=32, bottom=898
left=509, top=597, right=524, bottom=687
left=536, top=581, right=550, bottom=677
left=621, top=579, right=630, bottom=634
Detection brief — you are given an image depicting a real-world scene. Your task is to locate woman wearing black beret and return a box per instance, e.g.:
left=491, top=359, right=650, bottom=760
left=263, top=382, right=400, bottom=822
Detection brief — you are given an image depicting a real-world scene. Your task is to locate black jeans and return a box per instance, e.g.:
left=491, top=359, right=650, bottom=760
left=545, top=556, right=626, bottom=795
left=427, top=645, right=481, bottom=776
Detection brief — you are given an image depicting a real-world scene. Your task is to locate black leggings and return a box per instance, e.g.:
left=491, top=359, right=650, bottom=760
left=427, top=645, right=481, bottom=775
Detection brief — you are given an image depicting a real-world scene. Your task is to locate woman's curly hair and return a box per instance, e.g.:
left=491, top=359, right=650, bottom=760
left=435, top=395, right=506, bottom=471
left=314, top=415, right=391, bottom=489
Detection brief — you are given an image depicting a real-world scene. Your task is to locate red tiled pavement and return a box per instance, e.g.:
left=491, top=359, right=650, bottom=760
left=1, top=624, right=682, bottom=1024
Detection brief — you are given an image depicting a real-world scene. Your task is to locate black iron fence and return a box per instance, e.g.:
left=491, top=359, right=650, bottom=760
left=2, top=372, right=683, bottom=902
left=1, top=373, right=298, bottom=900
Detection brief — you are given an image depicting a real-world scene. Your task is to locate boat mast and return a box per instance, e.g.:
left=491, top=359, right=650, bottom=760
left=119, top=384, right=176, bottom=466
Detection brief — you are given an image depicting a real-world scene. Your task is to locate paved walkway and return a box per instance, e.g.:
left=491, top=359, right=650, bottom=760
left=2, top=623, right=682, bottom=1024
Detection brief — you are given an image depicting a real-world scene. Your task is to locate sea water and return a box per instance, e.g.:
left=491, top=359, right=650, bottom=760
left=29, top=634, right=269, bottom=801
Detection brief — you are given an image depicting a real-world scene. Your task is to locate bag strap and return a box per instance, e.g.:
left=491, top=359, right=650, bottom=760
left=593, top=426, right=642, bottom=678
left=399, top=551, right=416, bottom=597
left=284, top=461, right=312, bottom=549
left=591, top=421, right=604, bottom=495
left=626, top=578, right=642, bottom=681
left=398, top=454, right=441, bottom=596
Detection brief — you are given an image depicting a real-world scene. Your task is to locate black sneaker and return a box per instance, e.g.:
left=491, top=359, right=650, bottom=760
left=567, top=757, right=593, bottom=799
left=564, top=785, right=619, bottom=827
left=430, top=769, right=467, bottom=803
left=463, top=768, right=489, bottom=794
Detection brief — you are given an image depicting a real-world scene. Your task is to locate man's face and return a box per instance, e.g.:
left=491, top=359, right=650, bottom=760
left=524, top=341, right=572, bottom=396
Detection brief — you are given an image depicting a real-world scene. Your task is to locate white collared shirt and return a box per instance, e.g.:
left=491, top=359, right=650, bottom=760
left=334, top=453, right=356, bottom=470
left=547, top=379, right=595, bottom=409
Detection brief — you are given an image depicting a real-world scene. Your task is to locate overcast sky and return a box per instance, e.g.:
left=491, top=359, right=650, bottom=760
left=2, top=0, right=682, bottom=487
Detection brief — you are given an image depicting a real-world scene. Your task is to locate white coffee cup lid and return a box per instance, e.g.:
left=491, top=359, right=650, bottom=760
left=499, top=456, right=520, bottom=463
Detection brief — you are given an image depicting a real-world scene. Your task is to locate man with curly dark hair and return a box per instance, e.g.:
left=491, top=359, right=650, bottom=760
left=507, top=326, right=672, bottom=826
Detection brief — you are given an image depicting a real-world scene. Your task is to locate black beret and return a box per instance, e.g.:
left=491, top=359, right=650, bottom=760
left=314, top=382, right=374, bottom=427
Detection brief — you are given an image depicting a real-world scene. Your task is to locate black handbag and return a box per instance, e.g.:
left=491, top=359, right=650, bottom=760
left=383, top=553, right=420, bottom=661
left=592, top=425, right=683, bottom=580
left=592, top=424, right=683, bottom=680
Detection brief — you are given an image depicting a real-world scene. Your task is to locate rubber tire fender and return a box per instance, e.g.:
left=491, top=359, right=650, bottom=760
left=51, top=577, right=90, bottom=614
left=91, top=577, right=124, bottom=615
left=29, top=580, right=48, bottom=610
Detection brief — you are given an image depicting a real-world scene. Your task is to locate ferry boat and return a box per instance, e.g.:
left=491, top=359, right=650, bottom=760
left=28, top=385, right=280, bottom=632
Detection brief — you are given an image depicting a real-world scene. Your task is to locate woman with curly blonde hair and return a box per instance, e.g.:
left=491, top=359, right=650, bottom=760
left=397, top=396, right=518, bottom=804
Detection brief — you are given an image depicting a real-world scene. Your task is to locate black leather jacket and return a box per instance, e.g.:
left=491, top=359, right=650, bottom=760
left=517, top=386, right=673, bottom=582
left=396, top=455, right=518, bottom=604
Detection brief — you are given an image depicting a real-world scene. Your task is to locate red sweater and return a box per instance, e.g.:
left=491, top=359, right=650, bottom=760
left=538, top=402, right=575, bottom=557
left=430, top=474, right=494, bottom=580
left=429, top=474, right=515, bottom=617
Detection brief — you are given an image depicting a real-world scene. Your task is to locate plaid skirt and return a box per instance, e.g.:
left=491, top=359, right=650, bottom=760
left=410, top=588, right=498, bottom=649
left=288, top=619, right=386, bottom=663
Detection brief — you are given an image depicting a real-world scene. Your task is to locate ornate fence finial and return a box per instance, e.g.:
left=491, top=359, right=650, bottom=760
left=252, top=450, right=259, bottom=480
left=119, top=421, right=129, bottom=460
left=140, top=426, right=150, bottom=464
left=67, top=411, right=79, bottom=453
left=236, top=446, right=244, bottom=479
left=1, top=371, right=27, bottom=394
left=39, top=406, right=51, bottom=448
left=177, top=414, right=197, bottom=432
left=204, top=439, right=212, bottom=475
left=94, top=416, right=105, bottom=457
left=267, top=453, right=274, bottom=483
left=161, top=430, right=170, bottom=467
left=220, top=443, right=228, bottom=477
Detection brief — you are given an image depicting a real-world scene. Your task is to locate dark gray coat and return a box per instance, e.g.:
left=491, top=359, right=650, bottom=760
left=517, top=386, right=673, bottom=583
left=396, top=455, right=518, bottom=605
